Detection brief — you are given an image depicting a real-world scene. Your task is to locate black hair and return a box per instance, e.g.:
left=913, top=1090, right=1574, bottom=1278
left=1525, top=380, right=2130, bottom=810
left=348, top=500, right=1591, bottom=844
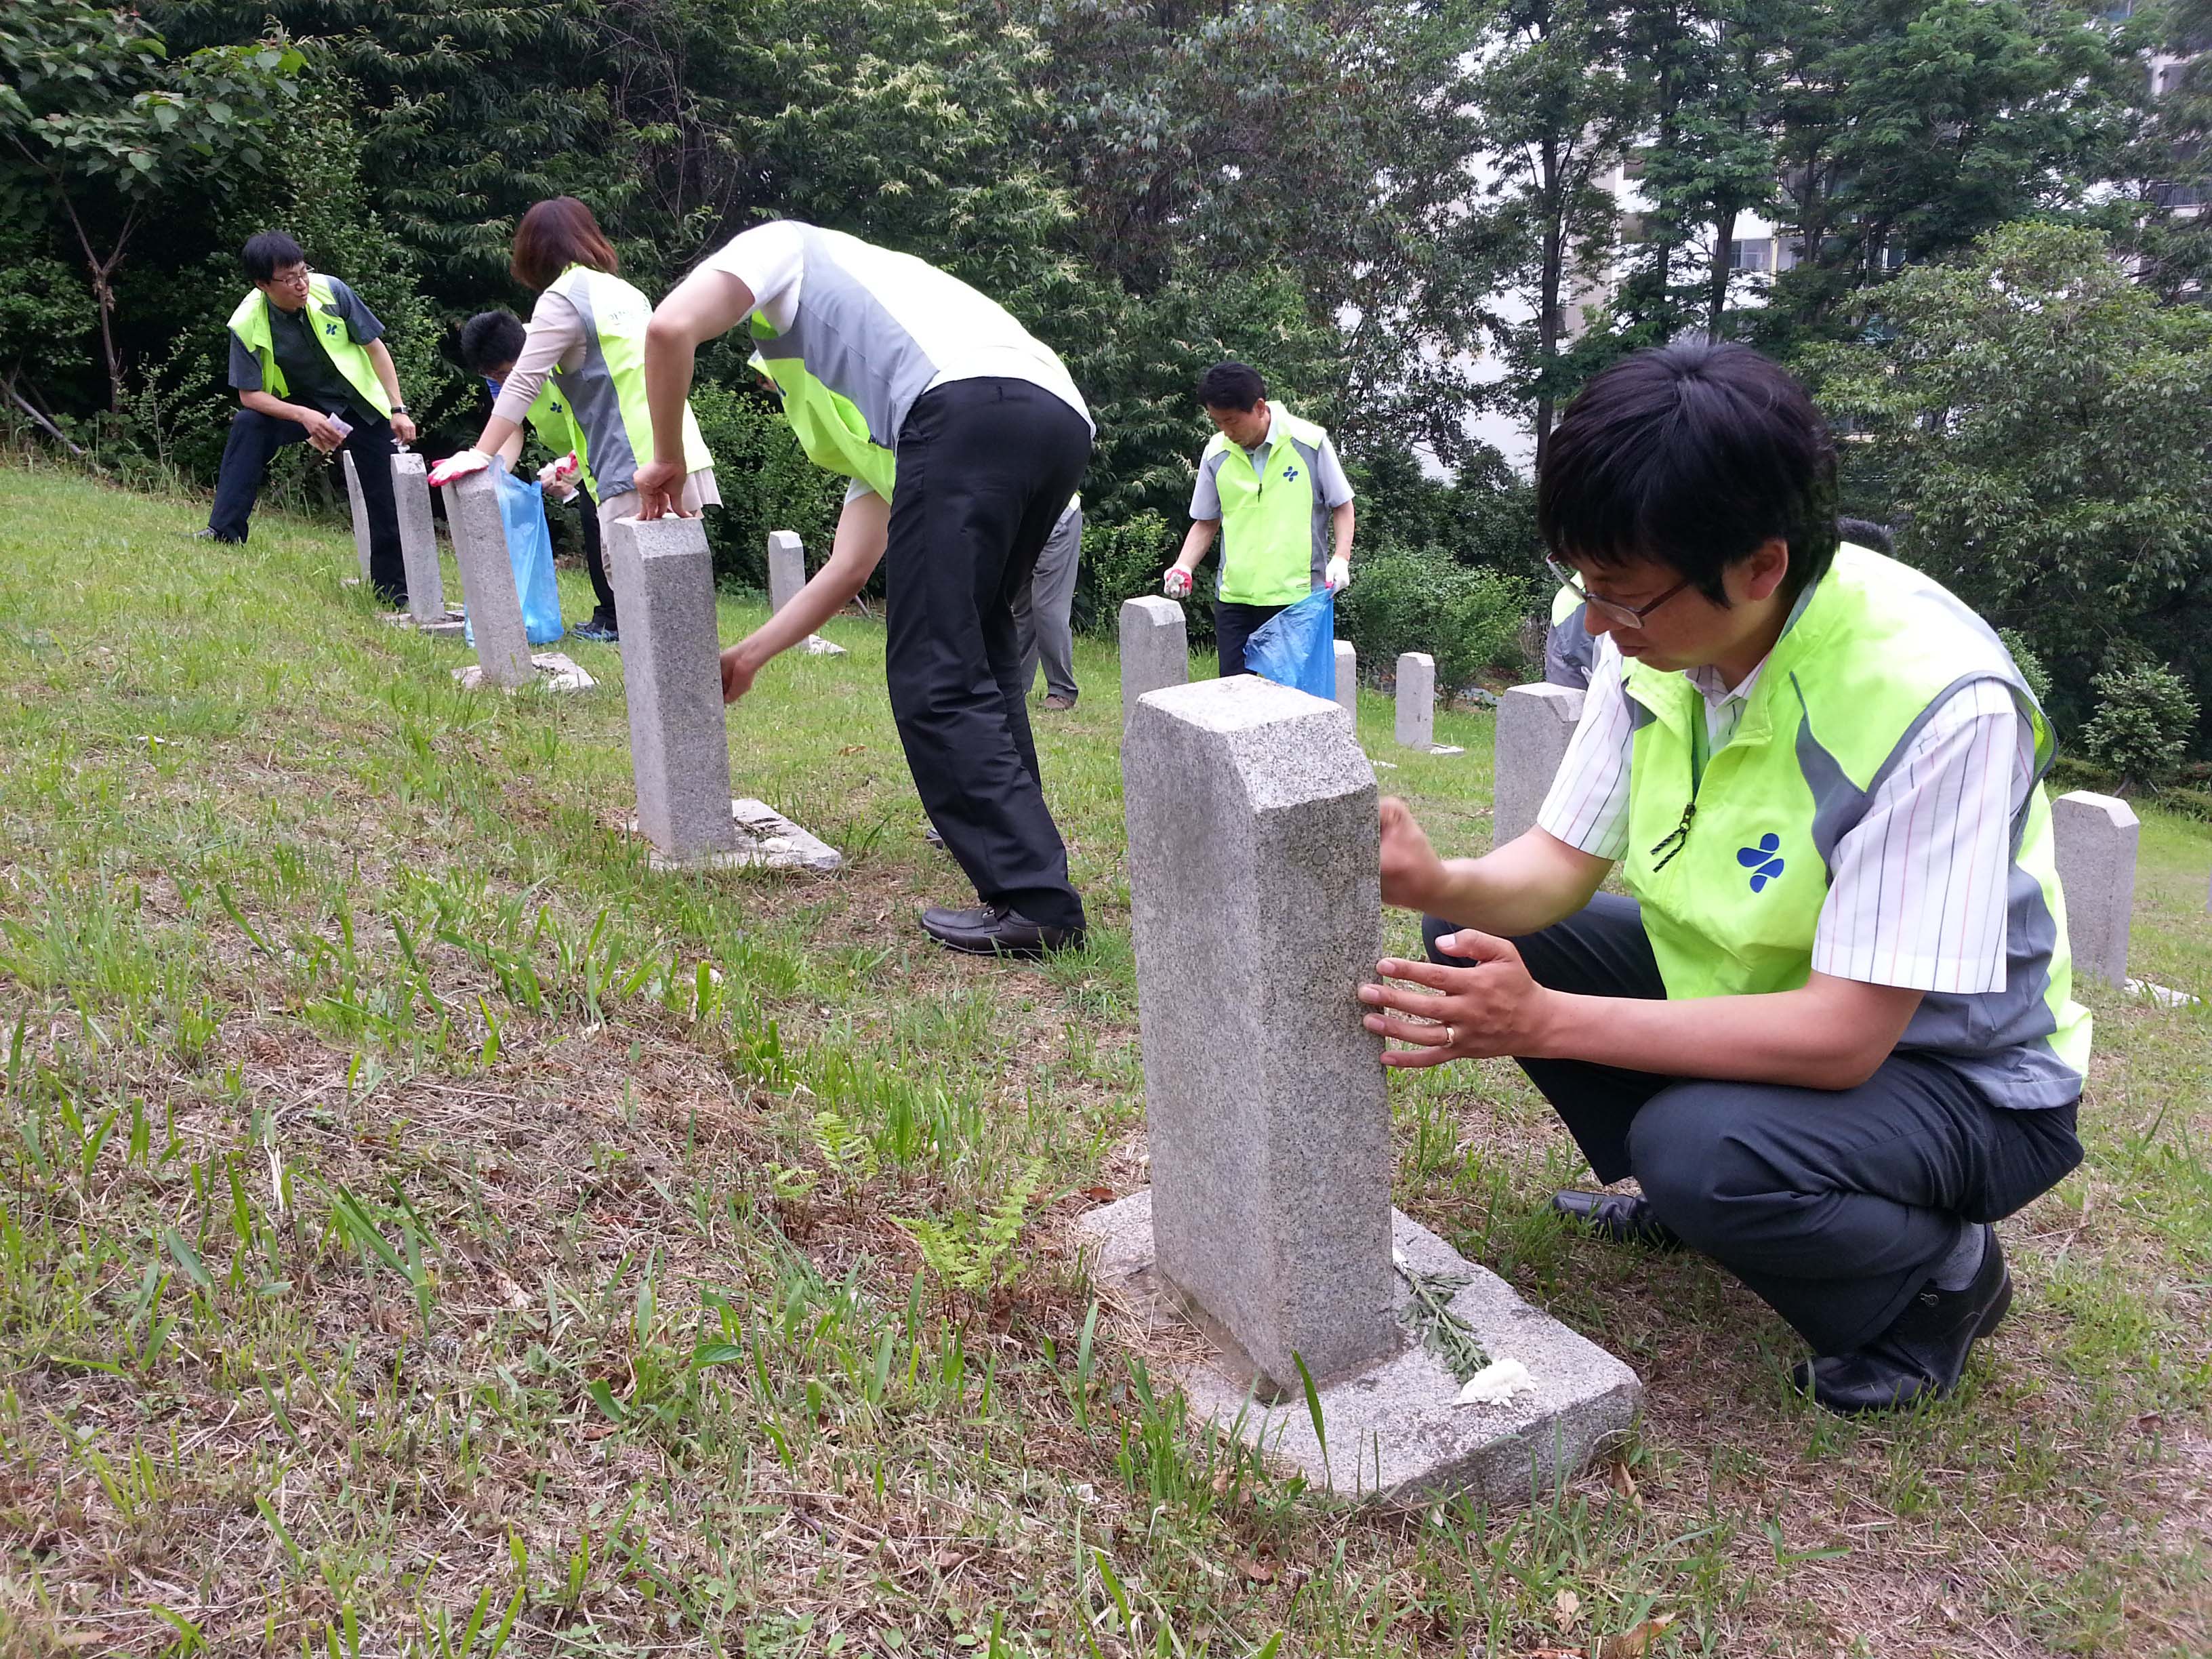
left=242, top=231, right=306, bottom=283
left=1836, top=516, right=1894, bottom=556
left=1197, top=361, right=1267, bottom=411
left=459, top=310, right=529, bottom=375
left=1537, top=341, right=1840, bottom=606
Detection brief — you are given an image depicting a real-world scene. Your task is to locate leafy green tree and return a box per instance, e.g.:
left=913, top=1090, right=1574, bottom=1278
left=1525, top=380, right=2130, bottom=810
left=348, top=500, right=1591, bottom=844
left=1816, top=220, right=2212, bottom=747
left=1, top=1, right=307, bottom=408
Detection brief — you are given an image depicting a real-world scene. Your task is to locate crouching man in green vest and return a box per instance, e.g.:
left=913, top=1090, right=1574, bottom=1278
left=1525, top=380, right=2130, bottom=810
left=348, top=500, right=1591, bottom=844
left=1361, top=342, right=2088, bottom=1414
left=1164, top=361, right=1355, bottom=678
left=204, top=232, right=419, bottom=607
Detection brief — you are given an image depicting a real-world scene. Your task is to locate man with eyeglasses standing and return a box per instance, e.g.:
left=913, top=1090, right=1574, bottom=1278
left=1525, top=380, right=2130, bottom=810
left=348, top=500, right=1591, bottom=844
left=202, top=232, right=419, bottom=608
left=1361, top=342, right=2089, bottom=1416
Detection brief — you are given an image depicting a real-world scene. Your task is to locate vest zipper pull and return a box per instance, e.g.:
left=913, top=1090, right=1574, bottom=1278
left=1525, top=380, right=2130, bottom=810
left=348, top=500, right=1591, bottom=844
left=1649, top=802, right=1696, bottom=870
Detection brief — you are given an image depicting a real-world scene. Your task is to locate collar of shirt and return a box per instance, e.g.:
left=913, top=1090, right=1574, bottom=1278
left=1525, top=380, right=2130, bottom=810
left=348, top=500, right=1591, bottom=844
left=1238, top=406, right=1279, bottom=464
left=1680, top=580, right=1819, bottom=743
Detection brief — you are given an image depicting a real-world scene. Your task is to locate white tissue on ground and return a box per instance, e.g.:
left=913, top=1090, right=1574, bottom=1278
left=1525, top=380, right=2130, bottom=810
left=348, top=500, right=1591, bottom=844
left=1455, top=1357, right=1534, bottom=1406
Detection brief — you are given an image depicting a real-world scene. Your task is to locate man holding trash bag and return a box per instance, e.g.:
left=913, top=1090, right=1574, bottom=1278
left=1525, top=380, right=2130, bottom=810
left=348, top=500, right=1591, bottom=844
left=1162, top=362, right=1355, bottom=678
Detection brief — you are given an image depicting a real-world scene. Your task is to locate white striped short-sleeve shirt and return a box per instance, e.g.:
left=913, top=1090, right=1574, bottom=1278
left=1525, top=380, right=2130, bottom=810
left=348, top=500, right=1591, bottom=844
left=1536, top=632, right=2034, bottom=996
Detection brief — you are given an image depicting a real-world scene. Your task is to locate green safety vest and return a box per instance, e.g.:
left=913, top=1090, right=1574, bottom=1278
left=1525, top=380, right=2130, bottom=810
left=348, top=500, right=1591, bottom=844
left=227, top=279, right=392, bottom=418
left=1551, top=583, right=1584, bottom=627
left=1618, top=543, right=2089, bottom=1102
left=544, top=264, right=712, bottom=499
left=523, top=382, right=598, bottom=499
left=1204, top=408, right=1332, bottom=606
left=750, top=314, right=897, bottom=501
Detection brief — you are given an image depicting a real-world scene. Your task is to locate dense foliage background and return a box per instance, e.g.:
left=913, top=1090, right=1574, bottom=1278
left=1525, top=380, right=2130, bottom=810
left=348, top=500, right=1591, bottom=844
left=5, top=0, right=2210, bottom=765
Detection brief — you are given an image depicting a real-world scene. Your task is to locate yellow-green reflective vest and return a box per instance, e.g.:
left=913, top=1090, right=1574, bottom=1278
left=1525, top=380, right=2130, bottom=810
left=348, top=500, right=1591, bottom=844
left=1202, top=408, right=1332, bottom=606
left=523, top=382, right=598, bottom=499
left=750, top=314, right=897, bottom=501
left=226, top=279, right=392, bottom=418
left=1618, top=543, right=2089, bottom=1106
left=543, top=264, right=712, bottom=499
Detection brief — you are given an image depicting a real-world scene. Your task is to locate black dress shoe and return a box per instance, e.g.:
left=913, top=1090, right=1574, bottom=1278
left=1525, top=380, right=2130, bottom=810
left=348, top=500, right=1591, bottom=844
left=1791, top=1225, right=2011, bottom=1415
left=1552, top=1189, right=1683, bottom=1250
left=920, top=902, right=1085, bottom=959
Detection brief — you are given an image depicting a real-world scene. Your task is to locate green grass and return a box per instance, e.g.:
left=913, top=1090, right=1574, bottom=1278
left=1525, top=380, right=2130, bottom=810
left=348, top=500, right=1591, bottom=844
left=0, top=454, right=2207, bottom=1656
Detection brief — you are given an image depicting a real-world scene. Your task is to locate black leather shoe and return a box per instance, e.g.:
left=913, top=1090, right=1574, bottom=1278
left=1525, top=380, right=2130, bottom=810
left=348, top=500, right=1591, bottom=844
left=1791, top=1225, right=2011, bottom=1415
left=920, top=902, right=1084, bottom=959
left=571, top=611, right=619, bottom=644
left=1552, top=1189, right=1683, bottom=1250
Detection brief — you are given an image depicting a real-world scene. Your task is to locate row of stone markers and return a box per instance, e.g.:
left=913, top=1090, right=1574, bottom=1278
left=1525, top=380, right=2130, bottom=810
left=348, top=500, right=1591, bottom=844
left=1116, top=596, right=1469, bottom=756
left=341, top=453, right=840, bottom=871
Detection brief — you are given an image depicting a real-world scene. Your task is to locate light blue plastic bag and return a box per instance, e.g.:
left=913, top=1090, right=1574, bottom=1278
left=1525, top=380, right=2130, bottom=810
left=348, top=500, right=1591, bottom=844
left=1243, top=587, right=1337, bottom=701
left=464, top=466, right=565, bottom=647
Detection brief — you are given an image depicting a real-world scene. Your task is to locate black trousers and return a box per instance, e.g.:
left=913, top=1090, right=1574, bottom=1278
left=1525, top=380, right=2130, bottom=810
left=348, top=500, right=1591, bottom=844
left=884, top=379, right=1090, bottom=932
left=210, top=407, right=405, bottom=605
left=567, top=486, right=615, bottom=620
left=1214, top=600, right=1287, bottom=680
left=1427, top=895, right=2085, bottom=1354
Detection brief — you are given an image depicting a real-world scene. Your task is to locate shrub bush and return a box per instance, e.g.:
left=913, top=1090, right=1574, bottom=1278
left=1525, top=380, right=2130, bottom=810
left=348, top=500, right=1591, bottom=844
left=1073, top=508, right=1178, bottom=636
left=1335, top=542, right=1536, bottom=695
left=2079, top=657, right=2200, bottom=791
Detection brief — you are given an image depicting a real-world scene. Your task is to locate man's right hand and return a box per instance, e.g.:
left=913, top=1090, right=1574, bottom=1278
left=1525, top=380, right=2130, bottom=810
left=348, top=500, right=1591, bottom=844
left=720, top=642, right=757, bottom=703
left=299, top=410, right=343, bottom=451
left=1380, top=796, right=1448, bottom=913
left=1162, top=567, right=1193, bottom=599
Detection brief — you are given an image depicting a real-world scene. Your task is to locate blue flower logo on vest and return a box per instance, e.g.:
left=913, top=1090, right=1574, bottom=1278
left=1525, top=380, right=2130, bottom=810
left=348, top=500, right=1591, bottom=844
left=323, top=319, right=341, bottom=340
left=1282, top=464, right=1299, bottom=483
left=1737, top=833, right=1785, bottom=893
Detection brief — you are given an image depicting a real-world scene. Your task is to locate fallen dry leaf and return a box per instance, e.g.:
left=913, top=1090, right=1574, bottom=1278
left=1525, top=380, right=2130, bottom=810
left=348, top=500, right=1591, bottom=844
left=1554, top=1589, right=1583, bottom=1628
left=1607, top=1460, right=1641, bottom=1506
left=1594, top=1613, right=1677, bottom=1658
left=1240, top=1559, right=1275, bottom=1584
left=1081, top=1185, right=1115, bottom=1204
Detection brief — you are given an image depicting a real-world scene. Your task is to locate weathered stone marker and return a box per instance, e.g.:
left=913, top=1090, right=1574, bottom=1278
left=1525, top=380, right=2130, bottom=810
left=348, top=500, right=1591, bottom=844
left=1119, top=596, right=1188, bottom=729
left=439, top=470, right=534, bottom=689
left=1334, top=640, right=1357, bottom=722
left=765, top=529, right=846, bottom=655
left=1080, top=674, right=1640, bottom=1501
left=1492, top=683, right=1586, bottom=846
left=1395, top=651, right=1462, bottom=754
left=2052, top=790, right=2139, bottom=988
left=389, top=453, right=462, bottom=635
left=340, top=451, right=373, bottom=581
left=610, top=515, right=840, bottom=872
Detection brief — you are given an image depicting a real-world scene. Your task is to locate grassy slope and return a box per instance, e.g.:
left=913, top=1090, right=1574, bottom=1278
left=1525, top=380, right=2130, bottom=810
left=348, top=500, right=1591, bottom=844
left=0, top=457, right=2205, bottom=1658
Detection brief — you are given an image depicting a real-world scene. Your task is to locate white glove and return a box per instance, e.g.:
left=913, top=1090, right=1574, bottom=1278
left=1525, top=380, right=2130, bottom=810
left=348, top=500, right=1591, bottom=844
left=1162, top=567, right=1193, bottom=599
left=1327, top=556, right=1351, bottom=592
left=537, top=451, right=579, bottom=501
left=427, top=448, right=492, bottom=488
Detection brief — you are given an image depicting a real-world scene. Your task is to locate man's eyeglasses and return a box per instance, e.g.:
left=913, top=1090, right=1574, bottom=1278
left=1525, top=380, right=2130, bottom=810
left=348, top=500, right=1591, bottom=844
left=1546, top=554, right=1692, bottom=632
left=269, top=264, right=314, bottom=289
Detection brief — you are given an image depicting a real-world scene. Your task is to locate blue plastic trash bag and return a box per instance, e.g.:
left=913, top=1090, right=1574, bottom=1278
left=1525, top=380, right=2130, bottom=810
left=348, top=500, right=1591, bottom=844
left=464, top=466, right=566, bottom=647
left=1242, top=587, right=1337, bottom=701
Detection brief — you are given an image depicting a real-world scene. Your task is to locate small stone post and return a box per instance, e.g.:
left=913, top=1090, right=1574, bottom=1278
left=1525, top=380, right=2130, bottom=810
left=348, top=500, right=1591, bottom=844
left=1334, top=640, right=1357, bottom=722
left=2051, top=791, right=2139, bottom=987
left=1119, top=596, right=1189, bottom=730
left=340, top=451, right=373, bottom=582
left=390, top=453, right=448, bottom=625
left=766, top=530, right=806, bottom=616
left=609, top=515, right=743, bottom=865
left=1491, top=683, right=1585, bottom=846
left=439, top=469, right=533, bottom=689
left=1395, top=652, right=1435, bottom=750
left=1123, top=676, right=1395, bottom=1391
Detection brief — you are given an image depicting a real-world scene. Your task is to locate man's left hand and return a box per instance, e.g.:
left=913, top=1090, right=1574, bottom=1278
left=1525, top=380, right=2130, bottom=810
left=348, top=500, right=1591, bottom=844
left=390, top=412, right=417, bottom=445
left=1358, top=929, right=1557, bottom=1069
left=1326, top=555, right=1351, bottom=591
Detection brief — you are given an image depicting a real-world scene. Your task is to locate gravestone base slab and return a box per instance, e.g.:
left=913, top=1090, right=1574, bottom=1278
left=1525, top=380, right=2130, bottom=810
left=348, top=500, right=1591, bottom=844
left=799, top=634, right=848, bottom=657
left=632, top=798, right=842, bottom=873
left=1076, top=1189, right=1641, bottom=1505
left=383, top=606, right=467, bottom=638
left=453, top=651, right=596, bottom=694
left=342, top=577, right=363, bottom=588
left=1427, top=744, right=1465, bottom=758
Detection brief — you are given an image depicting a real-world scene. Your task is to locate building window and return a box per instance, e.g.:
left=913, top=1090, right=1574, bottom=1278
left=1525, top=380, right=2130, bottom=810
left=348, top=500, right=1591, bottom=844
left=1728, top=238, right=1772, bottom=273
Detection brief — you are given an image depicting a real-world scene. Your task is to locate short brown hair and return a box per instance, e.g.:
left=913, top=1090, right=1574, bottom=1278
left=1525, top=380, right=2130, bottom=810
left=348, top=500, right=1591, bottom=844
left=510, top=197, right=617, bottom=291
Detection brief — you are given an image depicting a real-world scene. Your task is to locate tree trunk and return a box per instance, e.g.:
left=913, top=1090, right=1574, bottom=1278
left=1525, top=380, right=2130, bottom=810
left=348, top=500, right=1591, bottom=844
left=1706, top=207, right=1737, bottom=341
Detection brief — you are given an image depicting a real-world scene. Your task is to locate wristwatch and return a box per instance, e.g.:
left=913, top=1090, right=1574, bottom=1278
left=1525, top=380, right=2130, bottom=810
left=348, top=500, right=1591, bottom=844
left=390, top=403, right=408, bottom=414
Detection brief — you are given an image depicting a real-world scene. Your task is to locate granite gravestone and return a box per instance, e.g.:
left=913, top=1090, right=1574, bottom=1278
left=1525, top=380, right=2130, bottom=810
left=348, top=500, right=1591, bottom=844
left=2051, top=790, right=2139, bottom=988
left=765, top=529, right=846, bottom=656
left=340, top=451, right=373, bottom=582
left=439, top=469, right=534, bottom=690
left=390, top=452, right=459, bottom=634
left=1119, top=596, right=1189, bottom=730
left=1492, top=683, right=1585, bottom=846
left=1334, top=640, right=1357, bottom=723
left=1394, top=652, right=1462, bottom=754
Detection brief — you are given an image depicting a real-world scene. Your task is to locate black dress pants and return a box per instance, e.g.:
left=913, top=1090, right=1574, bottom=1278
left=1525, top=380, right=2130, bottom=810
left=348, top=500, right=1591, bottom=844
left=884, top=379, right=1090, bottom=933
left=209, top=407, right=405, bottom=606
left=1214, top=600, right=1288, bottom=680
left=1425, top=895, right=2085, bottom=1354
left=569, top=486, right=615, bottom=621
